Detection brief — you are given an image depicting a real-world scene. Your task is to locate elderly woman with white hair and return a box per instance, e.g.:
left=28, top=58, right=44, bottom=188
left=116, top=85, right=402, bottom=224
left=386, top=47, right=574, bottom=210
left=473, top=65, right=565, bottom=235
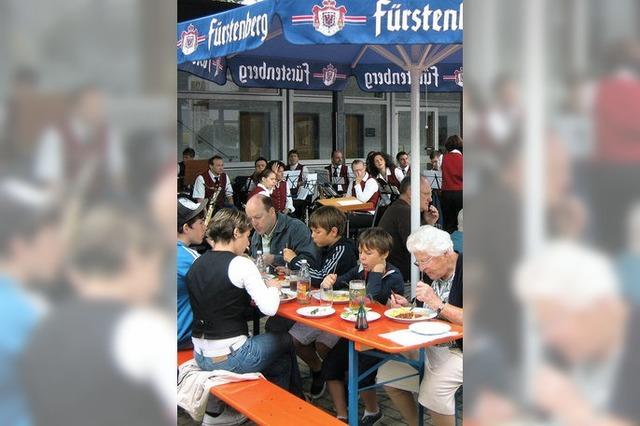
left=376, top=225, right=463, bottom=426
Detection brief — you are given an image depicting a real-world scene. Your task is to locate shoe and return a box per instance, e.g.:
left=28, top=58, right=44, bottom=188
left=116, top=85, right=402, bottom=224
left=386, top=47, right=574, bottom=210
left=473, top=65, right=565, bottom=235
left=201, top=406, right=247, bottom=426
left=360, top=411, right=383, bottom=426
left=309, top=370, right=326, bottom=399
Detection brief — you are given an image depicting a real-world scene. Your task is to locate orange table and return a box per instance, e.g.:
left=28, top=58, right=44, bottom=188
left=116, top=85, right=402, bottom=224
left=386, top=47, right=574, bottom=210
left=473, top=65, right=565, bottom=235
left=277, top=299, right=463, bottom=425
left=317, top=196, right=374, bottom=213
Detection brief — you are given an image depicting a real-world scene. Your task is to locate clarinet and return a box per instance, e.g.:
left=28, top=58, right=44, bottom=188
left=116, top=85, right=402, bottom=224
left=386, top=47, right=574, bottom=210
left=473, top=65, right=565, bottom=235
left=204, top=186, right=223, bottom=228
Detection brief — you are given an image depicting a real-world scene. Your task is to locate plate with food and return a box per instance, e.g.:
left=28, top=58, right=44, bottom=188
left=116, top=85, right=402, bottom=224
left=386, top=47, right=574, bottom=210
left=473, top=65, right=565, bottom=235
left=408, top=321, right=451, bottom=335
left=340, top=307, right=381, bottom=322
left=279, top=289, right=296, bottom=303
left=312, top=290, right=350, bottom=304
left=383, top=307, right=437, bottom=323
left=296, top=306, right=336, bottom=318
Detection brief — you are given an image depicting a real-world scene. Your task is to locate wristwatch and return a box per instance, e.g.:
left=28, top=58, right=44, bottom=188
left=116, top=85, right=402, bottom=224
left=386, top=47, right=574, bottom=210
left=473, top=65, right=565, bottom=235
left=435, top=301, right=447, bottom=316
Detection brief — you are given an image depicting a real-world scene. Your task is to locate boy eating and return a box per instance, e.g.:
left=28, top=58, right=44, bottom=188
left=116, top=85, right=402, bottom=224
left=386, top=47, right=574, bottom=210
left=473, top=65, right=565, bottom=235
left=283, top=206, right=358, bottom=398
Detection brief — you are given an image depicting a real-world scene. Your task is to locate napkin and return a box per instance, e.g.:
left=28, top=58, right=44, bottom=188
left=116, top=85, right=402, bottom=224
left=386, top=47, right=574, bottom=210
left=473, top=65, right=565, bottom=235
left=379, top=329, right=458, bottom=347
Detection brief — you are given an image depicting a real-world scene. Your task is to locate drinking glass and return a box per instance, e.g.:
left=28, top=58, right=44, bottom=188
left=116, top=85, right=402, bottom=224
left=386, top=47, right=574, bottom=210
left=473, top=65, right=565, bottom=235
left=349, top=280, right=366, bottom=310
left=320, top=282, right=333, bottom=307
left=289, top=273, right=299, bottom=291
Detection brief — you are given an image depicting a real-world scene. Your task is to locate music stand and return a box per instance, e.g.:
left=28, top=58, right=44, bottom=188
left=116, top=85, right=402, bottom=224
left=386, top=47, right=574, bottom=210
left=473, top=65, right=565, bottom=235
left=424, top=170, right=442, bottom=190
left=378, top=182, right=400, bottom=204
left=317, top=173, right=339, bottom=198
left=423, top=170, right=443, bottom=228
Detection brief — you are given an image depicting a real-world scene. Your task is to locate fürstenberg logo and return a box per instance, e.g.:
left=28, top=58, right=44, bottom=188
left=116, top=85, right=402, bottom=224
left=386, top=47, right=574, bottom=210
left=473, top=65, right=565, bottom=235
left=373, top=0, right=463, bottom=38
left=208, top=12, right=269, bottom=50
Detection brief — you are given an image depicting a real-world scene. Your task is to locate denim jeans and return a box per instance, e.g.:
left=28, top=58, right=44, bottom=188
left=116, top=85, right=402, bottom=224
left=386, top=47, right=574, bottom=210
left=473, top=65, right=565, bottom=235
left=194, top=332, right=303, bottom=398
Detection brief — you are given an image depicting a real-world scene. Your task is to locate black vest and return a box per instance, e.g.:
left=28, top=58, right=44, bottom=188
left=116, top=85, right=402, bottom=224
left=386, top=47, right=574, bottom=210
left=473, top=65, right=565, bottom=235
left=186, top=251, right=251, bottom=339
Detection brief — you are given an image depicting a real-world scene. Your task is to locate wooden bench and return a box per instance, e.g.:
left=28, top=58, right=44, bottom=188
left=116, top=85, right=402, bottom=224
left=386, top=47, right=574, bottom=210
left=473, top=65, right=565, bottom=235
left=178, top=350, right=344, bottom=426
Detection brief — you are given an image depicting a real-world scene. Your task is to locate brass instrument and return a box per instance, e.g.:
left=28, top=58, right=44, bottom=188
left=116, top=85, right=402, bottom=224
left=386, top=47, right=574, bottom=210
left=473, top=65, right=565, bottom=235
left=204, top=185, right=223, bottom=228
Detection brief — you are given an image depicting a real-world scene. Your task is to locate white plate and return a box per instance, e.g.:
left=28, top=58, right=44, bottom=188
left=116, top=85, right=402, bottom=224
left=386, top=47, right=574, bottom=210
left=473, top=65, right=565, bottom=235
left=296, top=306, right=336, bottom=318
left=383, top=307, right=437, bottom=323
left=340, top=309, right=381, bottom=322
left=312, top=290, right=350, bottom=304
left=408, top=322, right=451, bottom=335
left=279, top=289, right=296, bottom=303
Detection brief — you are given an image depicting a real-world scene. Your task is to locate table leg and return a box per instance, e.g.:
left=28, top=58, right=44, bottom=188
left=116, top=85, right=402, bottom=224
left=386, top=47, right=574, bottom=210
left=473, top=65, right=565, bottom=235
left=418, top=348, right=425, bottom=426
left=348, top=340, right=358, bottom=426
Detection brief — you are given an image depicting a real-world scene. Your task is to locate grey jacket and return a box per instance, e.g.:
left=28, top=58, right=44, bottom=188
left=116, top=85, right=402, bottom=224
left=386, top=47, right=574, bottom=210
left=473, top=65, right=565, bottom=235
left=250, top=213, right=318, bottom=270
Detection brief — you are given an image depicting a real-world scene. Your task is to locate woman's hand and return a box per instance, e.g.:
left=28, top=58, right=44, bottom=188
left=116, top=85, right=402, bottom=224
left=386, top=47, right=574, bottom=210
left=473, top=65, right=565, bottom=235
left=415, top=281, right=442, bottom=310
left=266, top=278, right=282, bottom=290
left=388, top=293, right=410, bottom=308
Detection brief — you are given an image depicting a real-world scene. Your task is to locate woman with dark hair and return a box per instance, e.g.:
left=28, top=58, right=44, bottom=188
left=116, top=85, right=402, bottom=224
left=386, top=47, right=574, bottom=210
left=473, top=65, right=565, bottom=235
left=367, top=152, right=404, bottom=206
left=248, top=168, right=277, bottom=199
left=185, top=209, right=303, bottom=402
left=441, top=135, right=463, bottom=233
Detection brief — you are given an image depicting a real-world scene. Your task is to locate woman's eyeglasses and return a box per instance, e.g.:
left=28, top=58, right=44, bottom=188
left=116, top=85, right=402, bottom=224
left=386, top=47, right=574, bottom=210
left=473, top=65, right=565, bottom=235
left=413, top=256, right=435, bottom=267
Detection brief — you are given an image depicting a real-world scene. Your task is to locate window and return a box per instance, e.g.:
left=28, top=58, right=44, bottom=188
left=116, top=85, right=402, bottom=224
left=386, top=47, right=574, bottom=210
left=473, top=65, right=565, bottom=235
left=177, top=98, right=282, bottom=163
left=293, top=101, right=332, bottom=160
left=345, top=103, right=386, bottom=157
left=345, top=114, right=364, bottom=158
left=293, top=113, right=319, bottom=159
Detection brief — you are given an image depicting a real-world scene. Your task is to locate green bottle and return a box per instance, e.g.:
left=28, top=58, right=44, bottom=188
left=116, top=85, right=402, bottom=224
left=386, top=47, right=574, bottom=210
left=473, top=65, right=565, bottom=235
left=355, top=301, right=368, bottom=331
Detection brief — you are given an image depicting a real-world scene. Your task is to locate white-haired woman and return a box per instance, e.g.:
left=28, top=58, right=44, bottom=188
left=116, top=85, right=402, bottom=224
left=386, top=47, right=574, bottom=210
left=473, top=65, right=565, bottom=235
left=377, top=225, right=463, bottom=426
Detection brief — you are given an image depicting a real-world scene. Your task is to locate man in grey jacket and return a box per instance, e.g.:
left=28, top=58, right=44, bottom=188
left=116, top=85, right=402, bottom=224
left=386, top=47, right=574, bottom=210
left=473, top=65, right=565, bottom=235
left=245, top=194, right=318, bottom=270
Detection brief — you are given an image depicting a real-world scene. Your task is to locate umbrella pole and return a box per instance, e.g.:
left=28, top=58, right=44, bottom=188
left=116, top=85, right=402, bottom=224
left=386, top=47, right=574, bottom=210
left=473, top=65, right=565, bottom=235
left=409, top=66, right=422, bottom=298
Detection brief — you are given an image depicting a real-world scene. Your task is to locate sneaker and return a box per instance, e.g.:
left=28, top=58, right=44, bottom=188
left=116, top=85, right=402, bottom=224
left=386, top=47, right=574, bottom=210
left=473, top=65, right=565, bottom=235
left=360, top=411, right=383, bottom=426
left=309, top=370, right=326, bottom=399
left=201, top=406, right=247, bottom=426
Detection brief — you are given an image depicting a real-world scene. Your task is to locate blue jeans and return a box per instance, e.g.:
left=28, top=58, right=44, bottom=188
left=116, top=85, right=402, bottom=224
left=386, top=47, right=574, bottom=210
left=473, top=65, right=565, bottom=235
left=194, top=332, right=303, bottom=398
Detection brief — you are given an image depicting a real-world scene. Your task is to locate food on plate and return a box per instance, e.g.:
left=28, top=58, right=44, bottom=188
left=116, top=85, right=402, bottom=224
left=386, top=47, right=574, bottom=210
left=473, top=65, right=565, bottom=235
left=389, top=308, right=425, bottom=320
left=328, top=292, right=349, bottom=302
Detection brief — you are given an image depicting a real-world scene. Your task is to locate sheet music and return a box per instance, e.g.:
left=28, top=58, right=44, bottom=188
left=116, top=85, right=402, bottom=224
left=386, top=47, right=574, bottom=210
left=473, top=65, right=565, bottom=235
left=337, top=199, right=364, bottom=206
left=331, top=176, right=346, bottom=185
left=283, top=170, right=301, bottom=186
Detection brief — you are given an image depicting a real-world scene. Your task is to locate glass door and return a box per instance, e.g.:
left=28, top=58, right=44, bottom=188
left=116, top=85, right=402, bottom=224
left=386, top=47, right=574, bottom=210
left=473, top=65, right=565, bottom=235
left=394, top=107, right=438, bottom=171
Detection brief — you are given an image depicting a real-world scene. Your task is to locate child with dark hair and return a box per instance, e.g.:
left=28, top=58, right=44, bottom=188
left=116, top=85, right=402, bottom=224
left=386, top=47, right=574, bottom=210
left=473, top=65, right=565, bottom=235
left=283, top=206, right=358, bottom=398
left=320, top=227, right=404, bottom=423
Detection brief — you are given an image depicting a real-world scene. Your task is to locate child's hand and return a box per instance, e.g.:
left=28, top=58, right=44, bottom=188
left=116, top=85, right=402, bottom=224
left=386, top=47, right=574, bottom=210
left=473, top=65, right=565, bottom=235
left=282, top=248, right=297, bottom=263
left=322, top=273, right=337, bottom=288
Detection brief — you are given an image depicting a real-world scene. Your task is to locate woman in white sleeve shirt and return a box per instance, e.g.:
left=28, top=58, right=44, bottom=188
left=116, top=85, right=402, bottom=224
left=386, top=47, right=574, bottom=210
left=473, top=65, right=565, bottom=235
left=345, top=159, right=381, bottom=230
left=185, top=208, right=303, bottom=397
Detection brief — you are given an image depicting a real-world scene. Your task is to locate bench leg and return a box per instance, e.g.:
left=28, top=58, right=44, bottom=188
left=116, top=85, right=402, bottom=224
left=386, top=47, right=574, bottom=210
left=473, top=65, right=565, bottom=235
left=348, top=340, right=358, bottom=426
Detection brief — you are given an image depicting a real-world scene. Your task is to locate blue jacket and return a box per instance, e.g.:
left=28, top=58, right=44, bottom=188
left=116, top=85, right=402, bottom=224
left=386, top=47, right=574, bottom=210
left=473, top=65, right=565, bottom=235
left=334, top=263, right=405, bottom=304
left=177, top=241, right=199, bottom=347
left=250, top=213, right=318, bottom=270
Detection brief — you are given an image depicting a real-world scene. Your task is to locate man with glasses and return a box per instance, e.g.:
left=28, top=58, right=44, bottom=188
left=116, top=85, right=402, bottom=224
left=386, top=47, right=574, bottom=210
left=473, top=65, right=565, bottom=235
left=379, top=176, right=440, bottom=281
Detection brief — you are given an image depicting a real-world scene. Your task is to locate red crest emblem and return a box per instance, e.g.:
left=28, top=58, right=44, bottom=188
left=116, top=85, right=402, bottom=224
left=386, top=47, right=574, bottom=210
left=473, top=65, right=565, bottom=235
left=312, top=0, right=346, bottom=36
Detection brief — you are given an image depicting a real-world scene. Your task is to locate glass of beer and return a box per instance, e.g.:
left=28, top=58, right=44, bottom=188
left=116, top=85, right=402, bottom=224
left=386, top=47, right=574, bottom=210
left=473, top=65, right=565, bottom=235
left=289, top=273, right=299, bottom=292
left=349, top=280, right=366, bottom=310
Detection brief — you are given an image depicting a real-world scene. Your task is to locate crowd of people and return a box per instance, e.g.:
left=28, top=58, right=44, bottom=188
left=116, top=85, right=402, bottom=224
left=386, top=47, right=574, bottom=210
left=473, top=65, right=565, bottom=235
left=177, top=138, right=464, bottom=425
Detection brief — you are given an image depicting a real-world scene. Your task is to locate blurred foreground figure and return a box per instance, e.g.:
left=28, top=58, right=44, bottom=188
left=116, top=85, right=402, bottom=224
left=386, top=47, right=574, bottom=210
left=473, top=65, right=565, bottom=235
left=511, top=241, right=639, bottom=425
left=0, top=181, right=61, bottom=426
left=32, top=86, right=124, bottom=198
left=21, top=208, right=175, bottom=426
